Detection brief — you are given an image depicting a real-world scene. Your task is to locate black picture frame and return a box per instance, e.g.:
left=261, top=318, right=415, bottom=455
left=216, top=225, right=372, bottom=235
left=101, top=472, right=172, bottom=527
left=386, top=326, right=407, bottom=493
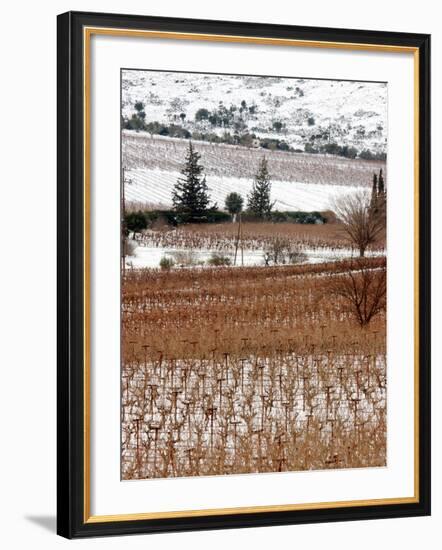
left=57, top=10, right=431, bottom=539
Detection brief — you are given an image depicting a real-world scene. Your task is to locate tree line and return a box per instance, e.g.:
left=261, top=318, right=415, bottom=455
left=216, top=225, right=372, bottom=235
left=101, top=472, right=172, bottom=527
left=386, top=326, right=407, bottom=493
left=123, top=100, right=386, bottom=160
left=172, top=141, right=275, bottom=222
left=124, top=141, right=386, bottom=259
left=173, top=141, right=386, bottom=257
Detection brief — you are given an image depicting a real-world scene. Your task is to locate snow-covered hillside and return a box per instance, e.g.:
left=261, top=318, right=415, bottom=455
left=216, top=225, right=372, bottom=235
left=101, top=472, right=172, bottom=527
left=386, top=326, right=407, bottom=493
left=122, top=70, right=387, bottom=154
left=125, top=168, right=364, bottom=211
left=123, top=133, right=386, bottom=187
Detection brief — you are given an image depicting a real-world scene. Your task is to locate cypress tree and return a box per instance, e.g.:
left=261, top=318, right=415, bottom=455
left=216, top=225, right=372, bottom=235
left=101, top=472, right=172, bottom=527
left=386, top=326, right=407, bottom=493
left=377, top=168, right=386, bottom=212
left=247, top=157, right=274, bottom=218
left=378, top=168, right=385, bottom=196
left=370, top=173, right=378, bottom=211
left=172, top=141, right=211, bottom=220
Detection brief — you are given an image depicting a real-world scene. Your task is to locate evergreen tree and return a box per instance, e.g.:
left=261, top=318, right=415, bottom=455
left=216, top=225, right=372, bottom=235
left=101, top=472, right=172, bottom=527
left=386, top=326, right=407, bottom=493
left=172, top=141, right=211, bottom=220
left=370, top=173, right=378, bottom=211
left=133, top=101, right=146, bottom=124
left=376, top=168, right=386, bottom=214
left=378, top=168, right=385, bottom=196
left=247, top=157, right=274, bottom=218
left=370, top=168, right=387, bottom=216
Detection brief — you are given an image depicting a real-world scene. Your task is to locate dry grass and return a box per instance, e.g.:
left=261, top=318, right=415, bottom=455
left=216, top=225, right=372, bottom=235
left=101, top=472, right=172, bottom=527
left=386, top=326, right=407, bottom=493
left=121, top=257, right=386, bottom=479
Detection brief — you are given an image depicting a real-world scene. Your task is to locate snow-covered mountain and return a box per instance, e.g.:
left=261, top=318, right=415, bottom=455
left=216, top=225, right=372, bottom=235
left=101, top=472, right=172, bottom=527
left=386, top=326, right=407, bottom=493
left=122, top=70, right=387, bottom=155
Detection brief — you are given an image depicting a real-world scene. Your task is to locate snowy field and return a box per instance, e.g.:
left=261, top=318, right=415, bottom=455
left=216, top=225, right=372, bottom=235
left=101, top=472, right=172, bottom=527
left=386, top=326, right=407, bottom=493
left=125, top=243, right=382, bottom=269
left=125, top=168, right=365, bottom=212
left=123, top=132, right=386, bottom=187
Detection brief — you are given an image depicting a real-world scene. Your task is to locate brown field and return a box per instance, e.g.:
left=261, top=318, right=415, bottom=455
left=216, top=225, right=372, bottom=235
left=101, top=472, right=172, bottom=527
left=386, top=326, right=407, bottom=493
left=133, top=221, right=386, bottom=259
left=121, top=257, right=386, bottom=479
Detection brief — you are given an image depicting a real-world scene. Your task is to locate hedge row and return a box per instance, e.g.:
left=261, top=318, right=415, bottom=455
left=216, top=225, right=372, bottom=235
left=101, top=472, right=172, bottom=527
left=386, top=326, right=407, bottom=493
left=124, top=209, right=327, bottom=233
left=124, top=209, right=232, bottom=232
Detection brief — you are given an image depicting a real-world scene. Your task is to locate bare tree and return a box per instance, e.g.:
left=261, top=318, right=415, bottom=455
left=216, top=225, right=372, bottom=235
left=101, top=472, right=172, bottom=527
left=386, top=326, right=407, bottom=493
left=265, top=237, right=307, bottom=265
left=329, top=258, right=386, bottom=326
left=333, top=190, right=385, bottom=257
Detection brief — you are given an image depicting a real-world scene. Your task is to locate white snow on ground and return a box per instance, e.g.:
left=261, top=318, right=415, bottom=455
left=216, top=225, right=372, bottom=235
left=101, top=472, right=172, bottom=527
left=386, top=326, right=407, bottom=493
left=125, top=168, right=364, bottom=211
left=126, top=246, right=261, bottom=269
left=122, top=71, right=387, bottom=154
left=126, top=244, right=382, bottom=269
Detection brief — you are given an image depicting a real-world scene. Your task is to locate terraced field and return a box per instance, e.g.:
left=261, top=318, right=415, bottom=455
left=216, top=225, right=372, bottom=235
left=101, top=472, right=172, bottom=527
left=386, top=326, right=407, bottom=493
left=122, top=132, right=386, bottom=210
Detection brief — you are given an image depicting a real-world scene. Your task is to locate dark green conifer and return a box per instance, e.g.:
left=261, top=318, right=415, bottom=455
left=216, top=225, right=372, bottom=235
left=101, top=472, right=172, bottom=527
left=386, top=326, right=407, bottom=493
left=172, top=142, right=211, bottom=220
left=247, top=157, right=274, bottom=218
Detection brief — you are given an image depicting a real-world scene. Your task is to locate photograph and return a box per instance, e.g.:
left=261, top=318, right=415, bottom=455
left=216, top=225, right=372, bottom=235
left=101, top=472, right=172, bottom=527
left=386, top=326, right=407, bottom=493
left=120, top=69, right=388, bottom=480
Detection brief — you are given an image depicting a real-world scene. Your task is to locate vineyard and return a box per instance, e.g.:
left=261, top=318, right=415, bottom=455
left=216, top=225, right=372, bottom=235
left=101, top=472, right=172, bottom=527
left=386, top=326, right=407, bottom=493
left=133, top=221, right=384, bottom=253
left=121, top=258, right=387, bottom=479
left=123, top=132, right=386, bottom=186
left=124, top=168, right=358, bottom=213
left=123, top=133, right=386, bottom=213
left=128, top=221, right=385, bottom=269
left=121, top=69, right=388, bottom=481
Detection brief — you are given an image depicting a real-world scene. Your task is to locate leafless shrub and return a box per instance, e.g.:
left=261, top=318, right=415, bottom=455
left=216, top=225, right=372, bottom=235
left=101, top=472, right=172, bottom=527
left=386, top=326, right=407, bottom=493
left=170, top=249, right=199, bottom=267
left=328, top=258, right=386, bottom=326
left=207, top=252, right=231, bottom=266
left=265, top=237, right=308, bottom=265
left=332, top=191, right=385, bottom=257
left=287, top=247, right=308, bottom=265
left=265, top=237, right=289, bottom=264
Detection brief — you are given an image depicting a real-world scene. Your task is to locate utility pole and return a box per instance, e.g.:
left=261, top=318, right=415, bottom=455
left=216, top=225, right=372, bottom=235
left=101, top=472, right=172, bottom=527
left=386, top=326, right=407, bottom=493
left=233, top=215, right=240, bottom=266
left=233, top=212, right=244, bottom=267
left=240, top=212, right=244, bottom=266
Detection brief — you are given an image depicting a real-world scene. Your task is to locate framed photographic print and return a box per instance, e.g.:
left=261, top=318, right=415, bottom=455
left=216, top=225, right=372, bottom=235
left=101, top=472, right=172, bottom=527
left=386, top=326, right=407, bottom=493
left=57, top=11, right=431, bottom=538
